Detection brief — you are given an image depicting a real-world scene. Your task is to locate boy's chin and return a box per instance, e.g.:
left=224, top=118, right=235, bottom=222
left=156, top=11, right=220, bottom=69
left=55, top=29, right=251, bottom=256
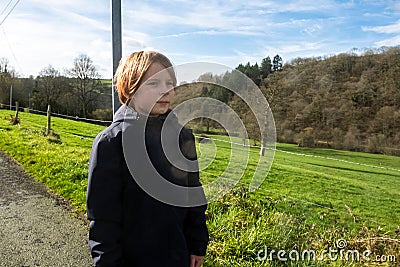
left=150, top=107, right=169, bottom=115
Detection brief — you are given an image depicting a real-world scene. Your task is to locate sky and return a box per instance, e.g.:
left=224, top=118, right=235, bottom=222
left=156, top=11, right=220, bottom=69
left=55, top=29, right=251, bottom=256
left=0, top=0, right=399, bottom=78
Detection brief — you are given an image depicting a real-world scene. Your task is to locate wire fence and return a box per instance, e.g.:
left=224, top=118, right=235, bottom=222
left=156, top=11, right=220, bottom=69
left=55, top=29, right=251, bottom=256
left=2, top=101, right=399, bottom=173
left=1, top=102, right=112, bottom=125
left=198, top=136, right=400, bottom=173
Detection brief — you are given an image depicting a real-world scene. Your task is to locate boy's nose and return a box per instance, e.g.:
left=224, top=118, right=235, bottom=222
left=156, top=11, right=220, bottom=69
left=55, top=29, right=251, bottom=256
left=159, top=89, right=173, bottom=96
left=159, top=85, right=174, bottom=95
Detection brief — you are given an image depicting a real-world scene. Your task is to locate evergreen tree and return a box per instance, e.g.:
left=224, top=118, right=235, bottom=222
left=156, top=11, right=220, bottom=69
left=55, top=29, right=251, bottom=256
left=260, top=56, right=272, bottom=78
left=272, top=54, right=283, bottom=72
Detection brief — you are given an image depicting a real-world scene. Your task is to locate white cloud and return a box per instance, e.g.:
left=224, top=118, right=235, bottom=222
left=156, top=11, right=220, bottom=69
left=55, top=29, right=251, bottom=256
left=239, top=0, right=336, bottom=13
left=302, top=24, right=323, bottom=36
left=0, top=0, right=112, bottom=77
left=362, top=20, right=400, bottom=34
left=362, top=20, right=400, bottom=48
left=122, top=1, right=271, bottom=35
left=375, top=35, right=400, bottom=47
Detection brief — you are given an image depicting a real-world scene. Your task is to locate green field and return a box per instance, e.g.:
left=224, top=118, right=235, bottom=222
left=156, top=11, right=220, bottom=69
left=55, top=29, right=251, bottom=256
left=0, top=109, right=398, bottom=266
left=199, top=135, right=400, bottom=228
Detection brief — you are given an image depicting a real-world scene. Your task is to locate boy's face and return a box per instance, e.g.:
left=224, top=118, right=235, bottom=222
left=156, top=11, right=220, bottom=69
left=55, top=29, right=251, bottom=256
left=131, top=62, right=175, bottom=115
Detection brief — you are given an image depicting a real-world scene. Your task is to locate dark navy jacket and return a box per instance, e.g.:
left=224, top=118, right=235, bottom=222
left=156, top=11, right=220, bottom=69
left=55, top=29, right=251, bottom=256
left=86, top=105, right=209, bottom=267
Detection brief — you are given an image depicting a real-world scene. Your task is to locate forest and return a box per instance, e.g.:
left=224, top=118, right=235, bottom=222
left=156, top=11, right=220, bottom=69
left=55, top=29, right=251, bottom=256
left=1, top=46, right=399, bottom=155
left=263, top=47, right=400, bottom=155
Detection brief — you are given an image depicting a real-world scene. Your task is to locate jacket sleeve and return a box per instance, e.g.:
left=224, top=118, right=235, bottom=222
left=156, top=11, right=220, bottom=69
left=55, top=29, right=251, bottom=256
left=86, top=131, right=124, bottom=266
left=185, top=198, right=209, bottom=256
left=182, top=131, right=209, bottom=256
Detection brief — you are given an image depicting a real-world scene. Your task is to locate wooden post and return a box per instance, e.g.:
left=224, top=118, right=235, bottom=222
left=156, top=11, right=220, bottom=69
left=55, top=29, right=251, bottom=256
left=259, top=113, right=268, bottom=156
left=15, top=101, right=19, bottom=119
left=259, top=142, right=266, bottom=156
left=46, top=105, right=51, bottom=136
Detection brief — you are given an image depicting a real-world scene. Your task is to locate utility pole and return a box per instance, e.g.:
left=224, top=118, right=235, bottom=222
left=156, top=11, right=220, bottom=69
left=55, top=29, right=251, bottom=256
left=9, top=84, right=12, bottom=110
left=112, top=0, right=122, bottom=118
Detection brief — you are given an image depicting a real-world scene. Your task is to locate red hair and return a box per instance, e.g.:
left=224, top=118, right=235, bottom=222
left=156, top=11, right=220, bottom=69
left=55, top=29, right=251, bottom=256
left=114, top=51, right=176, bottom=104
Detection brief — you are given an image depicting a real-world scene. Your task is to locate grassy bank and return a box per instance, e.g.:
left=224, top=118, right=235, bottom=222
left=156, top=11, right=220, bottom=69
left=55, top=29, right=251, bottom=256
left=0, top=109, right=398, bottom=266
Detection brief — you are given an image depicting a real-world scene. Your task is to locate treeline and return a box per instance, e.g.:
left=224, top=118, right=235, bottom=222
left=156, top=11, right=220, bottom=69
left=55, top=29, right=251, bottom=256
left=0, top=55, right=112, bottom=120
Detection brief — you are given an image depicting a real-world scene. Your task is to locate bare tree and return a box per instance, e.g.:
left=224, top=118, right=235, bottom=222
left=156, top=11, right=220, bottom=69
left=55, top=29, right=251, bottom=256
left=0, top=58, right=21, bottom=106
left=0, top=58, right=12, bottom=104
left=68, top=54, right=102, bottom=117
left=34, top=65, right=63, bottom=109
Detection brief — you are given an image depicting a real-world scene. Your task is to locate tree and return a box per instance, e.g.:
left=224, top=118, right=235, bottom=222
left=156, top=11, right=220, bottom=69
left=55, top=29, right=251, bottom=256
left=201, top=85, right=209, bottom=97
left=68, top=54, right=102, bottom=117
left=0, top=58, right=26, bottom=107
left=198, top=83, right=232, bottom=132
left=371, top=106, right=399, bottom=137
left=235, top=62, right=261, bottom=86
left=272, top=54, right=283, bottom=72
left=34, top=65, right=64, bottom=111
left=0, top=58, right=13, bottom=104
left=260, top=56, right=272, bottom=78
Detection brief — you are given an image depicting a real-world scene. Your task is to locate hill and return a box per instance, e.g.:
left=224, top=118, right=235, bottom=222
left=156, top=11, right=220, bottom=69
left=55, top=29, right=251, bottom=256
left=263, top=47, right=400, bottom=155
left=170, top=47, right=400, bottom=156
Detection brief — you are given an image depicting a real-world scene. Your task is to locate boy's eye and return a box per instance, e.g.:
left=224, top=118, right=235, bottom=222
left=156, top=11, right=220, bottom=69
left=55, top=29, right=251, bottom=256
left=146, top=81, right=158, bottom=86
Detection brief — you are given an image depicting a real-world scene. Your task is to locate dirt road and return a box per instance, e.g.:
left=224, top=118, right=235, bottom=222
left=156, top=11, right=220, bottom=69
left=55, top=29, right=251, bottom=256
left=0, top=150, right=93, bottom=267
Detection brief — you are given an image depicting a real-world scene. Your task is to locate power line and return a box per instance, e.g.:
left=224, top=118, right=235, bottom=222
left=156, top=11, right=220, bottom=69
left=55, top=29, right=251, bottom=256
left=0, top=0, right=13, bottom=16
left=0, top=0, right=20, bottom=26
left=1, top=25, right=23, bottom=73
left=0, top=0, right=23, bottom=74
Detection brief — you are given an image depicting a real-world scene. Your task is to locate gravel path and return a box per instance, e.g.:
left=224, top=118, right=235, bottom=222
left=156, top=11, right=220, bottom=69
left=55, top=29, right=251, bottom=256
left=0, top=150, right=93, bottom=267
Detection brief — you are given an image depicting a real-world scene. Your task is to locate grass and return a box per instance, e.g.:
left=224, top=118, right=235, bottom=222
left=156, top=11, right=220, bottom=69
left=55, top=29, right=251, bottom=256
left=199, top=135, right=400, bottom=228
left=0, top=109, right=399, bottom=266
left=0, top=110, right=103, bottom=212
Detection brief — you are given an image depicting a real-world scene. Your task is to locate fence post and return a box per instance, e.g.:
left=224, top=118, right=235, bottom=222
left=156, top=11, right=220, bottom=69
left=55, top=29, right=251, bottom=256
left=259, top=141, right=266, bottom=156
left=46, top=105, right=51, bottom=136
left=15, top=101, right=19, bottom=119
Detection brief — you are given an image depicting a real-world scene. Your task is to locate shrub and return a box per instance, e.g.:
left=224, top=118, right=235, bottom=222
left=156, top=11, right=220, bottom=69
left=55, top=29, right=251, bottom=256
left=9, top=115, right=20, bottom=125
left=297, top=131, right=315, bottom=147
left=91, top=108, right=113, bottom=121
left=365, top=134, right=385, bottom=154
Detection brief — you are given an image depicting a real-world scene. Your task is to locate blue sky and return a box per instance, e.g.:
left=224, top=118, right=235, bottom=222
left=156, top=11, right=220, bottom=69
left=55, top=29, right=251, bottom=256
left=0, top=0, right=399, bottom=78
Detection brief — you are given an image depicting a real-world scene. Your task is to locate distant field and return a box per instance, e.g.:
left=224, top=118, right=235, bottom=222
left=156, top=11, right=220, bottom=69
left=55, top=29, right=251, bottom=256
left=100, top=79, right=112, bottom=87
left=0, top=109, right=398, bottom=266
